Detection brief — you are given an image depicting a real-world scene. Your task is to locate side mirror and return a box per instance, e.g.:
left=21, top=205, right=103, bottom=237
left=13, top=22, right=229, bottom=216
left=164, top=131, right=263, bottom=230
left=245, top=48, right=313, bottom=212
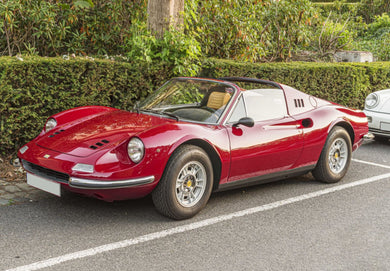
left=233, top=117, right=254, bottom=128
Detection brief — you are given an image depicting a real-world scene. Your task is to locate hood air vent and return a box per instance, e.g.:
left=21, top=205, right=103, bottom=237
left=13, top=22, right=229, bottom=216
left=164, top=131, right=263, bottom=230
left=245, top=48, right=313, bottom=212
left=89, top=140, right=110, bottom=150
left=48, top=129, right=66, bottom=138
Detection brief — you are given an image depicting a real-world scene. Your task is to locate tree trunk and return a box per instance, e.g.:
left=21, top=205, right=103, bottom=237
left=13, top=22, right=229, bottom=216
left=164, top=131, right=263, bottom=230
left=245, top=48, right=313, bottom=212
left=147, top=0, right=184, bottom=38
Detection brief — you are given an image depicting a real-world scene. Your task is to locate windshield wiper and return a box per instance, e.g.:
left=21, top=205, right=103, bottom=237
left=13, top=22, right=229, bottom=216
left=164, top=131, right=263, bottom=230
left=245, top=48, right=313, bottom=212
left=140, top=109, right=180, bottom=121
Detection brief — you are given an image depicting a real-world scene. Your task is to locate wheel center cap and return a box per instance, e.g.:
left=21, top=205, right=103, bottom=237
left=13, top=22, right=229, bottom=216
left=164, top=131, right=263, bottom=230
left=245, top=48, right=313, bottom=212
left=184, top=176, right=195, bottom=188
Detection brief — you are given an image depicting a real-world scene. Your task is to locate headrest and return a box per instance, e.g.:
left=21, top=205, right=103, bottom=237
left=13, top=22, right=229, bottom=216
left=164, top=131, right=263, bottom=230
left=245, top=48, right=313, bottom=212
left=207, top=92, right=231, bottom=109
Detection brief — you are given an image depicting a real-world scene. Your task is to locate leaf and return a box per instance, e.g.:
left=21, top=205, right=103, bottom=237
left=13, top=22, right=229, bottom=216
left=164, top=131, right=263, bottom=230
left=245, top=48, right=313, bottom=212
left=73, top=0, right=94, bottom=9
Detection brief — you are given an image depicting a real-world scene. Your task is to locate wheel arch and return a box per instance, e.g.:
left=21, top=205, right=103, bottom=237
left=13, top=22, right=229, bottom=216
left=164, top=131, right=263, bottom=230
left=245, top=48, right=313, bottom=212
left=177, top=139, right=222, bottom=191
left=331, top=120, right=355, bottom=144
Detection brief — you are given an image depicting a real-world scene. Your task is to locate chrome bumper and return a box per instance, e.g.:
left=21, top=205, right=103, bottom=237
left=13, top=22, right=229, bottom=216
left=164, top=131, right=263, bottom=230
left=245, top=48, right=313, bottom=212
left=363, top=133, right=375, bottom=140
left=69, top=176, right=155, bottom=189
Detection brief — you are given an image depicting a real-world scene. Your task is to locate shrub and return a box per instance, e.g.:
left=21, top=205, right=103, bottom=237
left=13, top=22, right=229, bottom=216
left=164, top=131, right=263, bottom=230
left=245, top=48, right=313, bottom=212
left=3, top=58, right=390, bottom=156
left=124, top=22, right=201, bottom=77
left=314, top=19, right=355, bottom=56
left=357, top=0, right=390, bottom=23
left=352, top=14, right=390, bottom=61
left=0, top=56, right=173, bottom=155
left=201, top=58, right=390, bottom=109
left=185, top=0, right=318, bottom=62
left=366, top=13, right=390, bottom=37
left=0, top=0, right=147, bottom=57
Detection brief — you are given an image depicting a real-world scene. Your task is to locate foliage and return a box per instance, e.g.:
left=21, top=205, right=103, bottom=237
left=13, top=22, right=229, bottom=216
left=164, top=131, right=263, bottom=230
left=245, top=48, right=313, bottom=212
left=0, top=0, right=147, bottom=56
left=352, top=14, right=390, bottom=61
left=353, top=33, right=390, bottom=61
left=314, top=1, right=358, bottom=16
left=356, top=0, right=390, bottom=23
left=184, top=0, right=267, bottom=62
left=124, top=22, right=201, bottom=76
left=366, top=13, right=390, bottom=37
left=201, top=58, right=390, bottom=109
left=262, top=0, right=319, bottom=61
left=3, top=57, right=390, bottom=155
left=314, top=17, right=355, bottom=56
left=0, top=56, right=173, bottom=155
left=185, top=0, right=318, bottom=62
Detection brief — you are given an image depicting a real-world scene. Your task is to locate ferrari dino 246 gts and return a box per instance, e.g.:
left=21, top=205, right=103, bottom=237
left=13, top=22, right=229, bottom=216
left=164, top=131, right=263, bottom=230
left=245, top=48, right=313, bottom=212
left=18, top=77, right=369, bottom=219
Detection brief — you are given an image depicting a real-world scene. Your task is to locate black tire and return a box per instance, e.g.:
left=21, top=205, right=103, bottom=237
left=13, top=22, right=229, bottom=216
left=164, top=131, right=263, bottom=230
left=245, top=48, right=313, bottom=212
left=312, top=126, right=352, bottom=183
left=152, top=145, right=213, bottom=220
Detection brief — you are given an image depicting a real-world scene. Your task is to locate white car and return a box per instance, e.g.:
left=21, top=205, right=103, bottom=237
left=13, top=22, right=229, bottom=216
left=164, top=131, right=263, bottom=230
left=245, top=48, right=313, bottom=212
left=364, top=89, right=390, bottom=140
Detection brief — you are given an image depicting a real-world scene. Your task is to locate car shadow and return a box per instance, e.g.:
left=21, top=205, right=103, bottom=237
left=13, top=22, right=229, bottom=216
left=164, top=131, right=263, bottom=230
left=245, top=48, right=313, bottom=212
left=21, top=171, right=334, bottom=226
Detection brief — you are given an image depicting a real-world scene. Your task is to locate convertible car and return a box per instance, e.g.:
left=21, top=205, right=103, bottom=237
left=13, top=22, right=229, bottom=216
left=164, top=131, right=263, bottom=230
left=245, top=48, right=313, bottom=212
left=364, top=88, right=390, bottom=141
left=18, top=77, right=368, bottom=219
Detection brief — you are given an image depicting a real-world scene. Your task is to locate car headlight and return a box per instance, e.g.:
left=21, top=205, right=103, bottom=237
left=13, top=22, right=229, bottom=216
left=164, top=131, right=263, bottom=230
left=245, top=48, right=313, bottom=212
left=127, top=137, right=144, bottom=163
left=365, top=93, right=379, bottom=109
left=45, top=118, right=57, bottom=132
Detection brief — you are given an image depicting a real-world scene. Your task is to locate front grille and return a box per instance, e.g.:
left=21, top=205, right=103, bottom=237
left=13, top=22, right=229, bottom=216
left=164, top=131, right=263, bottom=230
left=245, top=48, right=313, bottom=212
left=22, top=160, right=69, bottom=184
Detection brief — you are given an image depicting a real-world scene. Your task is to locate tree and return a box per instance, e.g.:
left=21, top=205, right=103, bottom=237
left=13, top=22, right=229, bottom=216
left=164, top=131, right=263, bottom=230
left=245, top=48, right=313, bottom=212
left=147, top=0, right=184, bottom=38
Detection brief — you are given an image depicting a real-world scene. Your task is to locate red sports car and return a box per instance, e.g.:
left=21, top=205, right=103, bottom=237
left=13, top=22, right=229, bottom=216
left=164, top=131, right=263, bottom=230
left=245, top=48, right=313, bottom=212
left=18, top=77, right=368, bottom=219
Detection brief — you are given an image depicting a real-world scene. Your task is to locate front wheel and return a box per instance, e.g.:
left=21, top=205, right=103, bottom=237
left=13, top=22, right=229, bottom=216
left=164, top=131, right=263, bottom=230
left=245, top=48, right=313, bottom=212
left=152, top=145, right=213, bottom=220
left=312, top=127, right=352, bottom=183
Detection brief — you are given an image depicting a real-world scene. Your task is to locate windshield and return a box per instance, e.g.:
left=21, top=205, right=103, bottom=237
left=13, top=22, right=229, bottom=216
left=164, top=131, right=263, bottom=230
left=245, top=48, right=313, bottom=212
left=139, top=78, right=235, bottom=123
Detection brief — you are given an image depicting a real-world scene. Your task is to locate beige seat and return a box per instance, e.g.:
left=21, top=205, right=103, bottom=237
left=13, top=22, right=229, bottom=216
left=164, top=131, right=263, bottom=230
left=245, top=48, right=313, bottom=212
left=207, top=92, right=231, bottom=110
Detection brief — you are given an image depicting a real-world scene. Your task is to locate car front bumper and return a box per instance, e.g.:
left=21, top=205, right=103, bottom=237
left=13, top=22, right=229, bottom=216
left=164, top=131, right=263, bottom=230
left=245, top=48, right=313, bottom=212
left=364, top=109, right=390, bottom=138
left=21, top=158, right=157, bottom=201
left=69, top=175, right=155, bottom=189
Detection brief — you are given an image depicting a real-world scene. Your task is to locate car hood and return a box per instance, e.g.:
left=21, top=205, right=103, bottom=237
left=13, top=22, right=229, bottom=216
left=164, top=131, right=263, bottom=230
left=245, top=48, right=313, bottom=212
left=36, top=110, right=171, bottom=157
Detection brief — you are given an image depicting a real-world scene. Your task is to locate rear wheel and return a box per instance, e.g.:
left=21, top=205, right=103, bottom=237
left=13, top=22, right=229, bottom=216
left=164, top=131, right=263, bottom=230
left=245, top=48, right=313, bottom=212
left=312, top=127, right=352, bottom=183
left=152, top=145, right=213, bottom=220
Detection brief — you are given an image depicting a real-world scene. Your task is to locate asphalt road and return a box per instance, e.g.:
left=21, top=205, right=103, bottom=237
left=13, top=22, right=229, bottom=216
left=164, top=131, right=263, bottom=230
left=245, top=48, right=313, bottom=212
left=1, top=139, right=389, bottom=271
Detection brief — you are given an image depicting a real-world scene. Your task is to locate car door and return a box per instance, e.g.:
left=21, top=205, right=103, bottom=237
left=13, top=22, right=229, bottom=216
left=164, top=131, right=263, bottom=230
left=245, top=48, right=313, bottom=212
left=226, top=89, right=304, bottom=183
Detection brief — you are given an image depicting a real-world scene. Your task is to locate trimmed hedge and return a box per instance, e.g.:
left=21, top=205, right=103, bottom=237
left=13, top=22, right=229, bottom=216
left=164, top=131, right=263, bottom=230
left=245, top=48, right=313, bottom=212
left=201, top=59, right=390, bottom=109
left=0, top=57, right=173, bottom=155
left=2, top=57, right=390, bottom=155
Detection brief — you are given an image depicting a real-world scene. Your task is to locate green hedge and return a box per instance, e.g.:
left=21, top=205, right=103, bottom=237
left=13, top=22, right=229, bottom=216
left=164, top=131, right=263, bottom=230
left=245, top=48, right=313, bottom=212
left=2, top=57, right=390, bottom=156
left=0, top=57, right=173, bottom=155
left=201, top=58, right=390, bottom=108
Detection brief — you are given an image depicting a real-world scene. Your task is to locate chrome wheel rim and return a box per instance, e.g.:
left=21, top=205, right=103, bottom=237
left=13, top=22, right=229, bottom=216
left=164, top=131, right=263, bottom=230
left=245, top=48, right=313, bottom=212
left=176, top=161, right=207, bottom=207
left=328, top=137, right=348, bottom=174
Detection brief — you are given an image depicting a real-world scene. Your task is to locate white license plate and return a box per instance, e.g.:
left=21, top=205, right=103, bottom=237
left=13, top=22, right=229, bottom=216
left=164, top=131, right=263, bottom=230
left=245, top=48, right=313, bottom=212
left=27, top=173, right=61, bottom=197
left=381, top=122, right=390, bottom=132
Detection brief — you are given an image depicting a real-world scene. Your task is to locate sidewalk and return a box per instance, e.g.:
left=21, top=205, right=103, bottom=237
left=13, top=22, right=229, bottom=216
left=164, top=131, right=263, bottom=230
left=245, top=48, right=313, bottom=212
left=0, top=157, right=54, bottom=205
left=0, top=179, right=43, bottom=206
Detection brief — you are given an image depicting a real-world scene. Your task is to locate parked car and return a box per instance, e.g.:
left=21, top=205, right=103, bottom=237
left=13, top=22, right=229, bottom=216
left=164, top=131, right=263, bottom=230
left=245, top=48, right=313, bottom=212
left=364, top=89, right=390, bottom=141
left=18, top=77, right=369, bottom=219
